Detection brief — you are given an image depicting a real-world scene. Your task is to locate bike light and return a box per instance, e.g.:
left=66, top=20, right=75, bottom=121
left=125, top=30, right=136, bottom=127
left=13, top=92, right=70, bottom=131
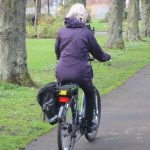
left=57, top=97, right=69, bottom=103
left=59, top=90, right=67, bottom=95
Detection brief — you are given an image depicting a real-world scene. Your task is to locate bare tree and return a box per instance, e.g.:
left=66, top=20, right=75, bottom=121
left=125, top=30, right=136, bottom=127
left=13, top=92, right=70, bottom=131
left=0, top=0, right=33, bottom=86
left=141, top=0, right=150, bottom=37
left=76, top=0, right=86, bottom=6
left=126, top=0, right=140, bottom=41
left=47, top=0, right=50, bottom=15
left=38, top=0, right=41, bottom=13
left=105, top=0, right=125, bottom=49
left=34, top=0, right=41, bottom=14
left=34, top=0, right=41, bottom=29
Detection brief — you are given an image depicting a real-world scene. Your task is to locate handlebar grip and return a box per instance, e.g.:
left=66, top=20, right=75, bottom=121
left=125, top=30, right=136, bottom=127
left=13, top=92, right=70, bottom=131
left=88, top=57, right=94, bottom=61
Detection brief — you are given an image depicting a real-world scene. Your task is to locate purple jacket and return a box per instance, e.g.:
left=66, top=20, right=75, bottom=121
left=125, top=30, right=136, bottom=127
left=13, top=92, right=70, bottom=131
left=55, top=17, right=111, bottom=83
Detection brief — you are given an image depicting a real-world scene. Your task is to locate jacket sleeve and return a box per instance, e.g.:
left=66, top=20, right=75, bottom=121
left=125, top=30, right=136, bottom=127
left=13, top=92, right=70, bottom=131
left=87, top=32, right=111, bottom=62
left=55, top=32, right=61, bottom=60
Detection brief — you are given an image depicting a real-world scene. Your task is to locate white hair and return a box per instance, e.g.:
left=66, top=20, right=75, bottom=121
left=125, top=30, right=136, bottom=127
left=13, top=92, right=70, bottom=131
left=66, top=3, right=87, bottom=24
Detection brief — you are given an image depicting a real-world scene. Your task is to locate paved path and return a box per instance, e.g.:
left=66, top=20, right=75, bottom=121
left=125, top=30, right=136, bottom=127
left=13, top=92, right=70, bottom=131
left=25, top=64, right=150, bottom=150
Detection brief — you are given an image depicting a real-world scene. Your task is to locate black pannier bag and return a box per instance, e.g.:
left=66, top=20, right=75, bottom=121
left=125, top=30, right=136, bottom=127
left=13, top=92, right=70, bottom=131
left=37, top=82, right=59, bottom=125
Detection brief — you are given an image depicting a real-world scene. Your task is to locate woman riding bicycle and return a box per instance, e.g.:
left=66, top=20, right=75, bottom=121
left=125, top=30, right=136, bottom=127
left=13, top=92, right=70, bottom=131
left=55, top=3, right=111, bottom=133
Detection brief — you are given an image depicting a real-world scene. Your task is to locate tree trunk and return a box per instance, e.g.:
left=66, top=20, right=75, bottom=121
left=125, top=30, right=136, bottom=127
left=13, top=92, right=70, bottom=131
left=47, top=0, right=50, bottom=15
left=105, top=0, right=125, bottom=49
left=37, top=0, right=41, bottom=14
left=76, top=0, right=86, bottom=7
left=59, top=0, right=64, bottom=5
left=34, top=0, right=39, bottom=29
left=34, top=0, right=41, bottom=29
left=0, top=0, right=34, bottom=86
left=141, top=0, right=150, bottom=37
left=126, top=0, right=140, bottom=41
left=34, top=0, right=41, bottom=14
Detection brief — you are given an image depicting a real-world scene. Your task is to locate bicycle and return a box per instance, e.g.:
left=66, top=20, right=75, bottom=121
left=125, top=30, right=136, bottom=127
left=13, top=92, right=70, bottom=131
left=55, top=60, right=101, bottom=150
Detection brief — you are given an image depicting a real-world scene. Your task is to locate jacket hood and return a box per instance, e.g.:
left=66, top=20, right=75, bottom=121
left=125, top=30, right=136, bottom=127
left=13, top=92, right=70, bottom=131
left=64, top=17, right=85, bottom=28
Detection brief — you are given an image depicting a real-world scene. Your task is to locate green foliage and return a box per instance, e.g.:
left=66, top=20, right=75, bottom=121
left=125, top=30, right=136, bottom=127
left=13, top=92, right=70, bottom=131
left=0, top=37, right=150, bottom=150
left=26, top=15, right=64, bottom=38
left=26, top=14, right=34, bottom=25
left=26, top=24, right=37, bottom=38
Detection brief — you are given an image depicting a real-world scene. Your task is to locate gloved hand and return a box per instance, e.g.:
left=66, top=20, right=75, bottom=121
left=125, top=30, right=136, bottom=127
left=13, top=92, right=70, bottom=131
left=101, top=53, right=111, bottom=62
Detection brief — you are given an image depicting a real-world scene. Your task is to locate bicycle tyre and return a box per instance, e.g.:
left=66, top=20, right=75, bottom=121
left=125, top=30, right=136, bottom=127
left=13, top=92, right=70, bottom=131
left=84, top=88, right=101, bottom=142
left=57, top=105, right=76, bottom=150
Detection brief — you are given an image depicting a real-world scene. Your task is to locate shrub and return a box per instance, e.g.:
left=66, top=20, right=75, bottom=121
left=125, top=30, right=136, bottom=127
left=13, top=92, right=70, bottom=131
left=26, top=23, right=37, bottom=38
left=26, top=14, right=34, bottom=25
left=26, top=15, right=64, bottom=38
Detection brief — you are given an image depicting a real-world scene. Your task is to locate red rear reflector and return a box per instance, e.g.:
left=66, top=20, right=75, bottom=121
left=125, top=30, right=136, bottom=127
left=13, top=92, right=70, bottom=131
left=57, top=97, right=69, bottom=103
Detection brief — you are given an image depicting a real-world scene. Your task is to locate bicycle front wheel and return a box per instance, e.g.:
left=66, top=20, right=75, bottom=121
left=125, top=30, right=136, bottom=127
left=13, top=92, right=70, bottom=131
left=57, top=105, right=76, bottom=150
left=84, top=88, right=101, bottom=141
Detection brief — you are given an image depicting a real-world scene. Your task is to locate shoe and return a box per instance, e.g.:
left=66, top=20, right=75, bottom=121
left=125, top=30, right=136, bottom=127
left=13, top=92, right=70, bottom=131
left=87, top=122, right=97, bottom=133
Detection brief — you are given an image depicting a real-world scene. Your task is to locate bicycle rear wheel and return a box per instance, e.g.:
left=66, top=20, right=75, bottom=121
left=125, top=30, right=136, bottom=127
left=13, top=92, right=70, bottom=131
left=57, top=105, right=76, bottom=150
left=84, top=88, right=101, bottom=141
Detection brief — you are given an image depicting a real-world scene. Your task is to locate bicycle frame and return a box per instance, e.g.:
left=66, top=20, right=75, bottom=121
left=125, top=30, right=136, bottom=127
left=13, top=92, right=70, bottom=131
left=78, top=94, right=86, bottom=127
left=57, top=91, right=86, bottom=132
left=57, top=86, right=101, bottom=150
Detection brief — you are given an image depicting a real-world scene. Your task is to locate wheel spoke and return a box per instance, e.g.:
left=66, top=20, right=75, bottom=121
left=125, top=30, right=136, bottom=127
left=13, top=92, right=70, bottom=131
left=58, top=104, right=76, bottom=150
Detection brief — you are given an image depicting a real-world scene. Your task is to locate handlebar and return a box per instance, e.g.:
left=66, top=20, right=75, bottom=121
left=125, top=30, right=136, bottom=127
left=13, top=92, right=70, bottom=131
left=88, top=57, right=94, bottom=61
left=86, top=24, right=95, bottom=35
left=88, top=56, right=112, bottom=64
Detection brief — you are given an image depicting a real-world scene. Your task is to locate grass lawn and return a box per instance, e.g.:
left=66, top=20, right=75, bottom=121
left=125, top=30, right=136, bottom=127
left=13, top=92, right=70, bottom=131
left=0, top=36, right=150, bottom=150
left=91, top=20, right=126, bottom=32
left=90, top=20, right=108, bottom=31
left=90, top=20, right=141, bottom=32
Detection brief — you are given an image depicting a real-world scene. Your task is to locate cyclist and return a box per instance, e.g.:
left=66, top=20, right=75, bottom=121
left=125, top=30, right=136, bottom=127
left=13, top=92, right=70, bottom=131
left=55, top=3, right=111, bottom=133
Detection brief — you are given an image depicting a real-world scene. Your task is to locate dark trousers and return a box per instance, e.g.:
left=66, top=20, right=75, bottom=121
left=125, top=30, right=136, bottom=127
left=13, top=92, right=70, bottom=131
left=79, top=79, right=95, bottom=124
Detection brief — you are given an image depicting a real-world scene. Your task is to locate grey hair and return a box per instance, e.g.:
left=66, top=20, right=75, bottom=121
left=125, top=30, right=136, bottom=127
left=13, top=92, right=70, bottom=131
left=66, top=3, right=87, bottom=24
